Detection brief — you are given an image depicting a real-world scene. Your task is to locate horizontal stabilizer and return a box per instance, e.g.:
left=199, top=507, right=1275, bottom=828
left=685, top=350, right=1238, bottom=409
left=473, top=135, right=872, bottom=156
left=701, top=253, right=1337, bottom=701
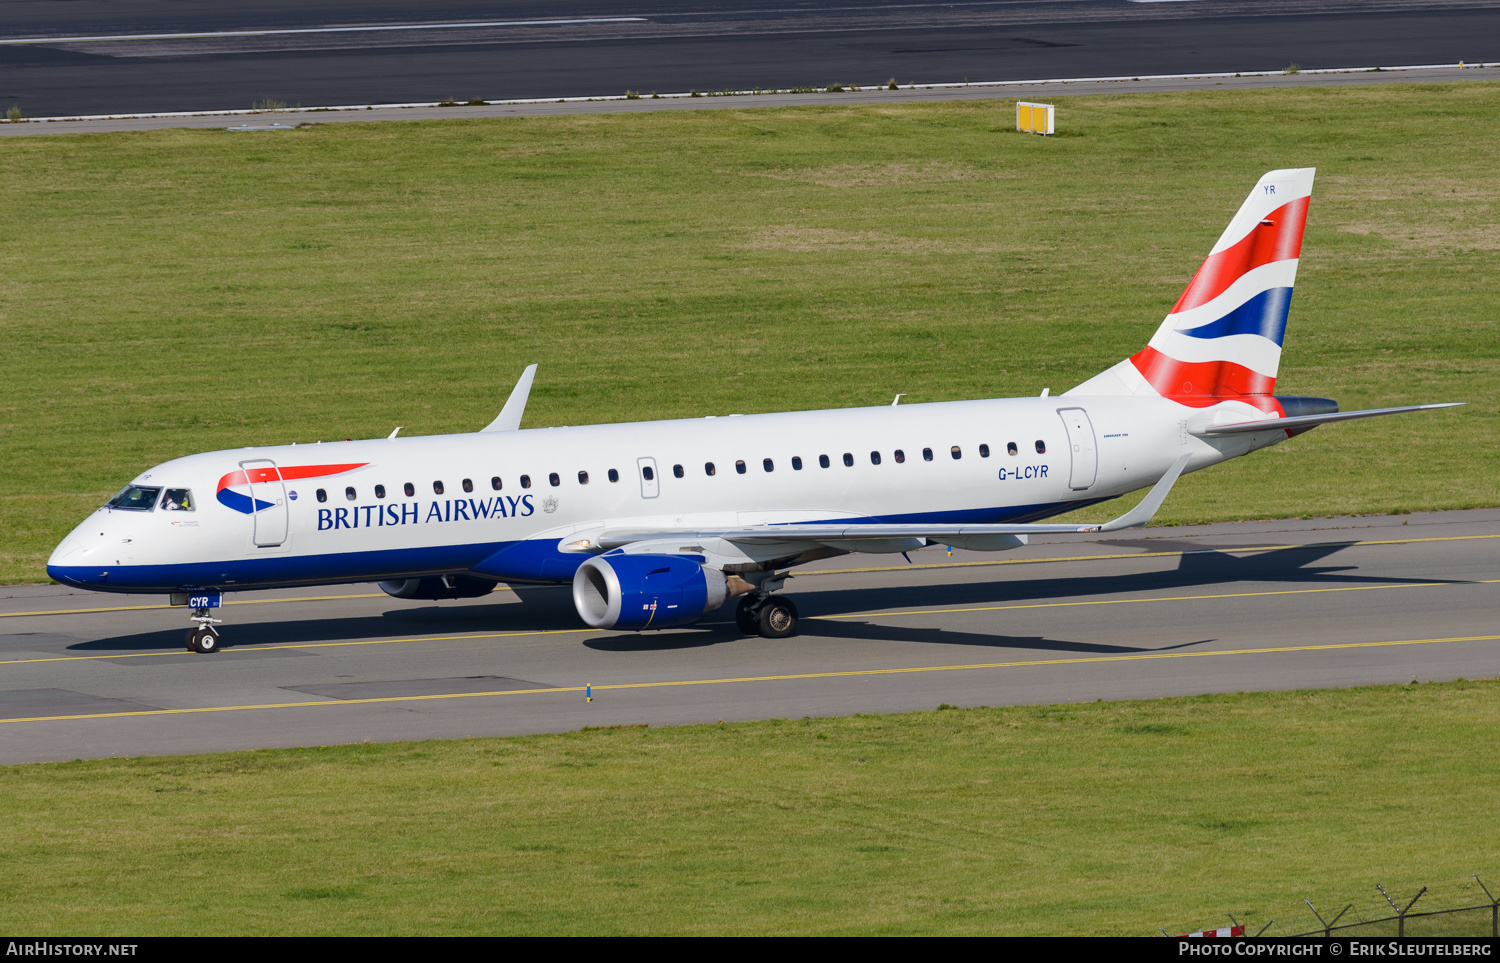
left=482, top=364, right=538, bottom=432
left=1195, top=402, right=1462, bottom=436
left=591, top=454, right=1192, bottom=550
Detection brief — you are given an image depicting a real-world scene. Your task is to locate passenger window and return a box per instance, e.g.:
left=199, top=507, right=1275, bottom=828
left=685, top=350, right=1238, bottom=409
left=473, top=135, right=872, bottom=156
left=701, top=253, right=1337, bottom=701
left=842, top=453, right=854, bottom=467
left=922, top=448, right=933, bottom=462
left=673, top=464, right=684, bottom=478
left=549, top=473, right=561, bottom=487
left=735, top=460, right=746, bottom=474
left=491, top=476, right=502, bottom=491
left=951, top=446, right=961, bottom=460
left=642, top=466, right=655, bottom=481
left=870, top=451, right=881, bottom=465
left=763, top=458, right=774, bottom=472
left=432, top=480, right=444, bottom=495
left=579, top=471, right=589, bottom=485
left=521, top=475, right=532, bottom=489
left=404, top=482, right=415, bottom=497
left=705, top=462, right=716, bottom=476
left=1007, top=442, right=1018, bottom=456
left=316, top=489, right=327, bottom=503
left=979, top=444, right=990, bottom=458
left=106, top=485, right=163, bottom=512
left=819, top=454, right=830, bottom=469
left=608, top=469, right=619, bottom=483
left=162, top=488, right=194, bottom=511
left=791, top=456, right=803, bottom=470
left=462, top=478, right=473, bottom=493
left=1035, top=440, right=1046, bottom=454
left=346, top=486, right=357, bottom=501
left=894, top=449, right=905, bottom=464
left=374, top=484, right=386, bottom=499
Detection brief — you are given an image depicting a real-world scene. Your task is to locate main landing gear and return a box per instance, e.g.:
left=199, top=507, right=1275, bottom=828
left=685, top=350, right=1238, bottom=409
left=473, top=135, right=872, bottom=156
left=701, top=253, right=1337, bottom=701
left=736, top=595, right=799, bottom=639
left=185, top=607, right=222, bottom=654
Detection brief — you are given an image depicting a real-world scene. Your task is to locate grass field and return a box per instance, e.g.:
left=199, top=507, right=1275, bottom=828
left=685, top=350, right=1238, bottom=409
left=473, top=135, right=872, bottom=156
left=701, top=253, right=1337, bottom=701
left=2, top=679, right=1497, bottom=935
left=0, top=83, right=1496, bottom=582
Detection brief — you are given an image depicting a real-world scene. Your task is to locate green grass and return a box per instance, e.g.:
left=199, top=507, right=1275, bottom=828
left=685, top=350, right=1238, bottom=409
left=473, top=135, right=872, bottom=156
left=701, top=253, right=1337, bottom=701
left=1, top=83, right=1497, bottom=582
left=4, top=679, right=1499, bottom=934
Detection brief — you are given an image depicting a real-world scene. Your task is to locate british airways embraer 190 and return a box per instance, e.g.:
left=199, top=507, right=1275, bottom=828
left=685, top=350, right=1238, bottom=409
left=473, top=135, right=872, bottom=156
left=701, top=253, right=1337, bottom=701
left=49, top=169, right=1458, bottom=653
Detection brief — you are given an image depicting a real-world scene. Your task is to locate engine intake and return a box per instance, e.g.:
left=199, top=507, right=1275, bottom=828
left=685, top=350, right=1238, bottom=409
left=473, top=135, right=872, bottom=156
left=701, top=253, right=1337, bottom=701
left=378, top=576, right=497, bottom=600
left=572, top=554, right=728, bottom=630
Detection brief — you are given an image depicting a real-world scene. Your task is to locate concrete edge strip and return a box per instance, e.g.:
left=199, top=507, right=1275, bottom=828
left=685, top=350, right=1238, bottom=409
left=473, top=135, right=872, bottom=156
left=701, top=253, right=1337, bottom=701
left=5, top=631, right=1499, bottom=725
left=4, top=62, right=1497, bottom=125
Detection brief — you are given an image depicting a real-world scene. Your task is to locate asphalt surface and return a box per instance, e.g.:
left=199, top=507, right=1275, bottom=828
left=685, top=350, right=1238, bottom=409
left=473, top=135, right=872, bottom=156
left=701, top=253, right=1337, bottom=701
left=1, top=0, right=1497, bottom=117
left=3, top=508, right=1498, bottom=765
left=4, top=64, right=1496, bottom=138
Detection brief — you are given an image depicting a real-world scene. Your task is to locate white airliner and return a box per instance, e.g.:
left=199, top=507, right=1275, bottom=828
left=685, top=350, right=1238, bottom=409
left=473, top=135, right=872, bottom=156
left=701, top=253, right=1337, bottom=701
left=49, top=169, right=1457, bottom=653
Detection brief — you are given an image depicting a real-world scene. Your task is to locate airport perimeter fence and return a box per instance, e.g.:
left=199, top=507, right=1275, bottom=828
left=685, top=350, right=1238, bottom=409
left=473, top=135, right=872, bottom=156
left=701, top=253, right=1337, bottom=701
left=1168, top=874, right=1500, bottom=938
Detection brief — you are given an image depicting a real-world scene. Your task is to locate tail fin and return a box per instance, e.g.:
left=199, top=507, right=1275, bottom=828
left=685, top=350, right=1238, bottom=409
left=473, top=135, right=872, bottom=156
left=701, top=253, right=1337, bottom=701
left=1066, top=168, right=1314, bottom=411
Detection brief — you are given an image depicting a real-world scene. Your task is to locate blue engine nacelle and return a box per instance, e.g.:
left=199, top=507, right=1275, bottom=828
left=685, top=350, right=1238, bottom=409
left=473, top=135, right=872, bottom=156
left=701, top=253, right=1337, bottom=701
left=572, top=554, right=729, bottom=630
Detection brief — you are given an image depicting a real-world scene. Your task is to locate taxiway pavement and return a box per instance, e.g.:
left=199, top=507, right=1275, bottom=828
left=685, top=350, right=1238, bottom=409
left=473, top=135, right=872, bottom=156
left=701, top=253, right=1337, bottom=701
left=3, top=508, right=1497, bottom=765
left=0, top=0, right=1496, bottom=120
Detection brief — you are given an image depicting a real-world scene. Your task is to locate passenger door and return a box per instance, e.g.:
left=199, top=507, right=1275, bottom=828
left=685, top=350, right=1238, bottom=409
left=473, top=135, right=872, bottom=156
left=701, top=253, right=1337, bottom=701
left=1056, top=408, right=1098, bottom=491
left=241, top=458, right=289, bottom=546
left=637, top=457, right=660, bottom=499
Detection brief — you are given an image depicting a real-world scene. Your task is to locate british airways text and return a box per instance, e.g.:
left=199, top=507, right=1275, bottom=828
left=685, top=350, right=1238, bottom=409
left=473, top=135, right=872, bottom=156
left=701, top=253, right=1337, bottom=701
left=317, top=495, right=535, bottom=531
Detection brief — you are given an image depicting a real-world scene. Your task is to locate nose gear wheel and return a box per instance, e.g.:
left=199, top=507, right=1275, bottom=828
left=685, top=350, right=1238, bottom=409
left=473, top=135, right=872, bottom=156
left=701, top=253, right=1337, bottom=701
left=186, top=624, right=220, bottom=654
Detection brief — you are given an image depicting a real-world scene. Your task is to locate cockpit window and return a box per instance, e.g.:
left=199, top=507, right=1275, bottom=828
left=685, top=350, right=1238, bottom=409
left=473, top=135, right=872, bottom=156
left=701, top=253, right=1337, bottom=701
left=106, top=485, right=162, bottom=512
left=161, top=489, right=195, bottom=512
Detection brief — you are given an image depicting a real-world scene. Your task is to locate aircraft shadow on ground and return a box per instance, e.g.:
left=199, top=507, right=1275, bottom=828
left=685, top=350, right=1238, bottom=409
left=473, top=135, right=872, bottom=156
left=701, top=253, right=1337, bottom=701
left=795, top=543, right=1448, bottom=618
left=68, top=543, right=1451, bottom=654
left=584, top=621, right=1215, bottom=654
left=68, top=587, right=580, bottom=652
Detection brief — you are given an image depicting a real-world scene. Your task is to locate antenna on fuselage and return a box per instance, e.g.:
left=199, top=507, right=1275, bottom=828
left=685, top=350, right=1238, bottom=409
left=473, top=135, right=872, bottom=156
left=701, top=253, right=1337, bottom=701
left=482, top=364, right=538, bottom=432
left=892, top=394, right=904, bottom=406
left=388, top=427, right=402, bottom=438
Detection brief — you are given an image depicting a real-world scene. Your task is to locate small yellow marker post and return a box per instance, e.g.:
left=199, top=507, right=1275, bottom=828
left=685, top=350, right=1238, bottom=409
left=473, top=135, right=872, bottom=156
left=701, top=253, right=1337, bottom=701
left=585, top=684, right=592, bottom=702
left=1017, top=101, right=1055, bottom=135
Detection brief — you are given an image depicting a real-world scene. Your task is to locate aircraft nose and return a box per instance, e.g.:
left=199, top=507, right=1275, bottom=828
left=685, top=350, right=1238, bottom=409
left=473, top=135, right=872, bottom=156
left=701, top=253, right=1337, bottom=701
left=47, top=517, right=112, bottom=586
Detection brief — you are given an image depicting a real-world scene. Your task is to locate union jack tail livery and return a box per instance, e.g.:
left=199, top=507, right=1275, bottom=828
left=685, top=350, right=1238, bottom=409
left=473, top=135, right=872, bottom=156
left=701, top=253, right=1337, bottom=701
left=1067, top=168, right=1314, bottom=414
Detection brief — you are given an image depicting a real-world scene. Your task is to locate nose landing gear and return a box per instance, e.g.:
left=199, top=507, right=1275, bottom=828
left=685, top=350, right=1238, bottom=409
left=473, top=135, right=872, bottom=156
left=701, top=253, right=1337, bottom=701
left=185, top=608, right=222, bottom=654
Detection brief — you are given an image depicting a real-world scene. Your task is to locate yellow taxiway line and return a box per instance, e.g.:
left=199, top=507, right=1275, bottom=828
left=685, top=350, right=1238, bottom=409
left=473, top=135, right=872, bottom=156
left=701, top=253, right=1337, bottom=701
left=2, top=577, right=1494, bottom=668
left=5, top=531, right=1497, bottom=620
left=4, top=631, right=1499, bottom=726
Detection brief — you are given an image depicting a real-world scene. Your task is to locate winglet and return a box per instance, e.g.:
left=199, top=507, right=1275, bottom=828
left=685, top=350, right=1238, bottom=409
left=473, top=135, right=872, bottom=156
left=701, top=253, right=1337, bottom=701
left=1092, top=454, right=1192, bottom=532
left=482, top=364, right=538, bottom=432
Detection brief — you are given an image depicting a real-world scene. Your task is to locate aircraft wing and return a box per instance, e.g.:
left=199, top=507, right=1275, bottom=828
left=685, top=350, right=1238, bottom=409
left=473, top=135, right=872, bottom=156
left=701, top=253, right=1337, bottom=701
left=1195, top=403, right=1462, bottom=436
left=590, top=454, right=1192, bottom=550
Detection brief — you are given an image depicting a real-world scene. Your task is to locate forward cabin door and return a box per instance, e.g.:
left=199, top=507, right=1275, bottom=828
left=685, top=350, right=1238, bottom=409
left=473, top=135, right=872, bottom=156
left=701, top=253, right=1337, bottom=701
left=637, top=457, right=660, bottom=499
left=1056, top=408, right=1098, bottom=491
left=241, top=458, right=289, bottom=546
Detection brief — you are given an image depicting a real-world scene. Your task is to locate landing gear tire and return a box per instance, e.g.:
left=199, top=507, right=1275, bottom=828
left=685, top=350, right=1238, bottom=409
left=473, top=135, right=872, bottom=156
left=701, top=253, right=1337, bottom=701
left=188, top=625, right=220, bottom=654
left=735, top=596, right=760, bottom=635
left=756, top=596, right=799, bottom=639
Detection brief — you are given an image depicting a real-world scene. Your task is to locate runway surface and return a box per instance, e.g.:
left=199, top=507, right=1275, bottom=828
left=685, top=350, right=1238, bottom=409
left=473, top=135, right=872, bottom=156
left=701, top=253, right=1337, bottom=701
left=3, top=507, right=1497, bottom=765
left=1, top=0, right=1497, bottom=118
left=4, top=64, right=1495, bottom=138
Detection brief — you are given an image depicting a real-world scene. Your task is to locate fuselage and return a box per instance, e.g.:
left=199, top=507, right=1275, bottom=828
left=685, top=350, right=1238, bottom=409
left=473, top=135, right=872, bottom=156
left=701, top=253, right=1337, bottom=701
left=46, top=394, right=1272, bottom=596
